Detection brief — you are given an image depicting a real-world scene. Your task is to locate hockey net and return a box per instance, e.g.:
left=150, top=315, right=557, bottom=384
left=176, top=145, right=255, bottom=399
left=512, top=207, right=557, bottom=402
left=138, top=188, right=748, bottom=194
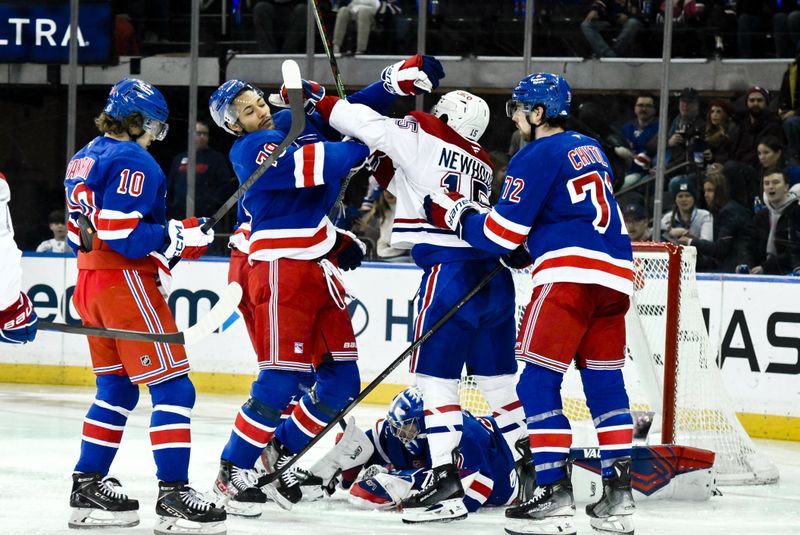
left=459, top=242, right=779, bottom=486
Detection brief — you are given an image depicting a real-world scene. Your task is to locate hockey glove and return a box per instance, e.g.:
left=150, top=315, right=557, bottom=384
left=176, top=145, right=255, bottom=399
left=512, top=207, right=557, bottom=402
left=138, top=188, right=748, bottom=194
left=500, top=243, right=533, bottom=270
left=0, top=292, right=38, bottom=344
left=380, top=54, right=445, bottom=96
left=424, top=189, right=480, bottom=235
left=328, top=228, right=367, bottom=271
left=269, top=80, right=326, bottom=115
left=160, top=217, right=214, bottom=260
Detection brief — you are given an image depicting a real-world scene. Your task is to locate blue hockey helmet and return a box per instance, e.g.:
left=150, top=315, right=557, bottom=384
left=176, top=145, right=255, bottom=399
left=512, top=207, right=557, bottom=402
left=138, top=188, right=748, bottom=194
left=104, top=79, right=170, bottom=140
left=506, top=72, right=571, bottom=121
left=209, top=79, right=264, bottom=135
left=387, top=386, right=425, bottom=456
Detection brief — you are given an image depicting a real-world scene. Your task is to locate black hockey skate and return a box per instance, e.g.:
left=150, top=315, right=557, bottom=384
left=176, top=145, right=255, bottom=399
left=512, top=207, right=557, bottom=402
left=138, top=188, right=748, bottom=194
left=400, top=463, right=468, bottom=524
left=513, top=437, right=537, bottom=503
left=505, top=470, right=576, bottom=535
left=155, top=481, right=226, bottom=535
left=213, top=459, right=266, bottom=518
left=259, top=439, right=302, bottom=510
left=585, top=459, right=635, bottom=535
left=68, top=472, right=140, bottom=529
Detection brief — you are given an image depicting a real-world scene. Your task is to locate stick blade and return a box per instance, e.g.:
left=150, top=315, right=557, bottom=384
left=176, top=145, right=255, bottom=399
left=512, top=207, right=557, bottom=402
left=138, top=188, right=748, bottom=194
left=182, top=282, right=243, bottom=345
left=282, top=60, right=302, bottom=89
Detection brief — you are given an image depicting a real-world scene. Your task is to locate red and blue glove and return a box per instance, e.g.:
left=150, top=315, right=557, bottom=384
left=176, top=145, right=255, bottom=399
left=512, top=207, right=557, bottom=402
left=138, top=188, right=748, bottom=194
left=0, top=292, right=38, bottom=345
left=381, top=54, right=445, bottom=96
left=270, top=79, right=327, bottom=115
left=160, top=217, right=214, bottom=260
left=328, top=228, right=367, bottom=271
left=423, top=189, right=480, bottom=237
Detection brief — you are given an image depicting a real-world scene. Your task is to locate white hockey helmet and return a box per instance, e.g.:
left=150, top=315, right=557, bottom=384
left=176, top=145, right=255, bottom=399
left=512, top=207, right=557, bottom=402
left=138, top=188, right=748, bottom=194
left=431, top=90, right=490, bottom=142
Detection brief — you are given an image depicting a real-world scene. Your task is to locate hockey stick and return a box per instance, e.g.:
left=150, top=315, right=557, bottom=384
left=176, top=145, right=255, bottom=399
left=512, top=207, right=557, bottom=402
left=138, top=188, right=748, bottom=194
left=199, top=60, right=305, bottom=234
left=311, top=0, right=346, bottom=100
left=255, top=263, right=504, bottom=488
left=39, top=281, right=243, bottom=345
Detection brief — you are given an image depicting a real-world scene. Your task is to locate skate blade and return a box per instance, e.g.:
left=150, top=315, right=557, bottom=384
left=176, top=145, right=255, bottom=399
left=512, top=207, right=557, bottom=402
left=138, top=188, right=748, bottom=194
left=262, top=484, right=294, bottom=511
left=154, top=516, right=226, bottom=535
left=505, top=516, right=577, bottom=535
left=590, top=514, right=634, bottom=535
left=213, top=489, right=263, bottom=518
left=401, top=498, right=468, bottom=524
left=68, top=508, right=139, bottom=529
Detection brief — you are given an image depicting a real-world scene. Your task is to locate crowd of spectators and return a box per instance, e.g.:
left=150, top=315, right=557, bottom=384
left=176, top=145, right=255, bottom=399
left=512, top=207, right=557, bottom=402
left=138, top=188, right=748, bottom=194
left=109, top=1, right=800, bottom=60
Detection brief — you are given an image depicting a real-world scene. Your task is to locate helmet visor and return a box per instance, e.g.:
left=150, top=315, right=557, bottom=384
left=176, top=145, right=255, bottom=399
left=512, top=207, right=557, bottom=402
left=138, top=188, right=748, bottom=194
left=506, top=99, right=532, bottom=119
left=388, top=417, right=420, bottom=445
left=144, top=118, right=169, bottom=141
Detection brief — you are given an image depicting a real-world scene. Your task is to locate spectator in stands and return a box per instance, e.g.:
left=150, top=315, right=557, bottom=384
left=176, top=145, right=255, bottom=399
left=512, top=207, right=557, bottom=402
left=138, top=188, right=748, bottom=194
left=703, top=98, right=737, bottom=164
left=489, top=151, right=510, bottom=205
left=661, top=177, right=714, bottom=254
left=332, top=0, right=381, bottom=56
left=773, top=1, right=800, bottom=58
left=112, top=1, right=140, bottom=56
left=580, top=0, right=643, bottom=58
left=679, top=164, right=752, bottom=272
left=757, top=135, right=800, bottom=186
left=35, top=210, right=70, bottom=254
left=726, top=86, right=784, bottom=208
left=253, top=0, right=308, bottom=53
left=622, top=202, right=652, bottom=242
left=746, top=169, right=800, bottom=274
left=737, top=1, right=775, bottom=58
left=620, top=93, right=659, bottom=185
left=778, top=50, right=800, bottom=162
left=166, top=121, right=234, bottom=224
left=666, top=88, right=705, bottom=173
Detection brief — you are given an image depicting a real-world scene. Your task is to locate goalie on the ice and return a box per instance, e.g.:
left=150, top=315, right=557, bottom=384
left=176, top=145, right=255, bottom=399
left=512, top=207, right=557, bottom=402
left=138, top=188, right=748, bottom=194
left=302, top=386, right=522, bottom=512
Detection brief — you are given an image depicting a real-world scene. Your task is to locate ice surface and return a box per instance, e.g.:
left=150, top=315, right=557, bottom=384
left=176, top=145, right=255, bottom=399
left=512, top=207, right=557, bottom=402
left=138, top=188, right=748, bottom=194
left=1, top=384, right=798, bottom=535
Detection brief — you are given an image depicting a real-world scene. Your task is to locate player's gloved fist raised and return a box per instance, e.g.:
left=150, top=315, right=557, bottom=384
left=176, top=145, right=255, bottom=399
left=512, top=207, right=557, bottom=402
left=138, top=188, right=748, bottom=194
left=381, top=54, right=445, bottom=96
left=501, top=243, right=533, bottom=270
left=328, top=228, right=367, bottom=271
left=0, top=292, right=38, bottom=344
left=161, top=217, right=214, bottom=260
left=423, top=189, right=480, bottom=234
left=269, top=80, right=325, bottom=115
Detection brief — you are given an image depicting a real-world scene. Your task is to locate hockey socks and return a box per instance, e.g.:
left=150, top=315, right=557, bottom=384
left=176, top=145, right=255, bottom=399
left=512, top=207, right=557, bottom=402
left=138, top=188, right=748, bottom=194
left=517, top=363, right=572, bottom=486
left=580, top=368, right=633, bottom=478
left=149, top=375, right=195, bottom=483
left=473, top=373, right=527, bottom=460
left=275, top=361, right=359, bottom=453
left=417, top=374, right=462, bottom=468
left=74, top=375, right=139, bottom=475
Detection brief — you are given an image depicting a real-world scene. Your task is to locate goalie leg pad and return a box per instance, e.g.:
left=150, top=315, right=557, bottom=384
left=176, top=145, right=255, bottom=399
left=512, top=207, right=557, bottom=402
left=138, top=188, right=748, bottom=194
left=349, top=471, right=415, bottom=510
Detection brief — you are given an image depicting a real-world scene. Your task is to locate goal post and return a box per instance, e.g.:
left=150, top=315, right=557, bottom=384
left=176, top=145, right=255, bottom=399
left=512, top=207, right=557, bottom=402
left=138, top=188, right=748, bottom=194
left=459, top=242, right=779, bottom=486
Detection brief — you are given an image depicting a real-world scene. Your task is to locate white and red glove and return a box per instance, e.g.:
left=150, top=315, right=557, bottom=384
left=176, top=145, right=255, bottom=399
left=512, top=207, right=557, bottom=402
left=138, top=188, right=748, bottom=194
left=269, top=79, right=327, bottom=115
left=380, top=54, right=445, bottom=96
left=160, top=217, right=214, bottom=260
left=327, top=228, right=367, bottom=271
left=0, top=292, right=38, bottom=345
left=423, top=189, right=480, bottom=235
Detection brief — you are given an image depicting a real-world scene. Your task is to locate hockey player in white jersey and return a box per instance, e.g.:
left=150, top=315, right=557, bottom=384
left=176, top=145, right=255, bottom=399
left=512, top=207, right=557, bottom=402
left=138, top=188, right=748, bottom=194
left=0, top=172, right=38, bottom=345
left=303, top=74, right=531, bottom=523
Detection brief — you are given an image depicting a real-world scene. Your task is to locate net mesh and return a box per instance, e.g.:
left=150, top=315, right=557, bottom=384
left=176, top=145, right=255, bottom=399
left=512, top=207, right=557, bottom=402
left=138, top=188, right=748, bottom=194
left=459, top=243, right=779, bottom=485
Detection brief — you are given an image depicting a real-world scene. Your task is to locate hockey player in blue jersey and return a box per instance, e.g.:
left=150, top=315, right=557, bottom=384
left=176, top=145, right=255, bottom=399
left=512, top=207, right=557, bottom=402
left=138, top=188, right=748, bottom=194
left=425, top=73, right=636, bottom=535
left=206, top=55, right=445, bottom=517
left=64, top=79, right=222, bottom=534
left=341, top=386, right=519, bottom=513
left=303, top=63, right=531, bottom=525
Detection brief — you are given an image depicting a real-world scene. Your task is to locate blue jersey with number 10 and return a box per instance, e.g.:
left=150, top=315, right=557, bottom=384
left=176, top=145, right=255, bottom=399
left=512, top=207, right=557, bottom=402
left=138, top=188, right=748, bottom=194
left=461, top=130, right=634, bottom=295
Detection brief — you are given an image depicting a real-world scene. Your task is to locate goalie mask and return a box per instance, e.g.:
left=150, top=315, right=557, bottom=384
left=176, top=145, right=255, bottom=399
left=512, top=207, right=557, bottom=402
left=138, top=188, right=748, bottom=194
left=386, top=386, right=425, bottom=456
left=431, top=90, right=490, bottom=142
